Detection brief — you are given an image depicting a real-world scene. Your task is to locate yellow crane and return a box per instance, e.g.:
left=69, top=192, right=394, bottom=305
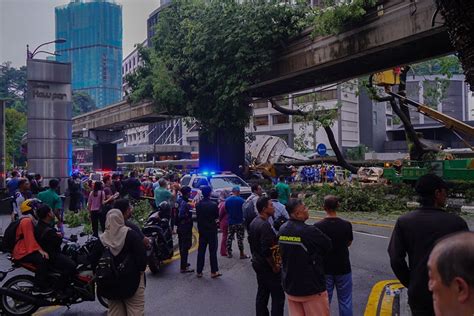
left=372, top=69, right=474, bottom=148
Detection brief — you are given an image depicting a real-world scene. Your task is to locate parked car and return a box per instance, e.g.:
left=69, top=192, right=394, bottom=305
left=180, top=172, right=252, bottom=207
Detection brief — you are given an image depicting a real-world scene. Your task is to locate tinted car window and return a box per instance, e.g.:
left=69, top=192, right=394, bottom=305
left=210, top=177, right=247, bottom=189
left=192, top=177, right=209, bottom=188
left=181, top=176, right=191, bottom=186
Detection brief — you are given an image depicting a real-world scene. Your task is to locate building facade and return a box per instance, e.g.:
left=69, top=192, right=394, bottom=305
left=55, top=0, right=123, bottom=108
left=122, top=40, right=145, bottom=97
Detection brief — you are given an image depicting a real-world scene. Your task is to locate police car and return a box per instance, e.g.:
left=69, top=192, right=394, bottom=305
left=180, top=172, right=252, bottom=204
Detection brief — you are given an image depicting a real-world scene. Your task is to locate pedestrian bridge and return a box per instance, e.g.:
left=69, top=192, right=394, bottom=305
left=72, top=99, right=167, bottom=137
left=73, top=0, right=451, bottom=133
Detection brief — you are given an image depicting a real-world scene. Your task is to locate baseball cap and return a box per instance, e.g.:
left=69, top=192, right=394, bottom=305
left=415, top=173, right=450, bottom=196
left=232, top=186, right=240, bottom=192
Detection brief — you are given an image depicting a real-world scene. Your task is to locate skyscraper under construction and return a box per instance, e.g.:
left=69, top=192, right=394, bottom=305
left=55, top=0, right=122, bottom=108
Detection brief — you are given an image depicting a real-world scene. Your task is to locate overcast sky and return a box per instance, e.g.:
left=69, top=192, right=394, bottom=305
left=0, top=0, right=160, bottom=68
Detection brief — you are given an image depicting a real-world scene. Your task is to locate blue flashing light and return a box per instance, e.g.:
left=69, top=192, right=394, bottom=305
left=210, top=171, right=216, bottom=175
left=202, top=171, right=209, bottom=176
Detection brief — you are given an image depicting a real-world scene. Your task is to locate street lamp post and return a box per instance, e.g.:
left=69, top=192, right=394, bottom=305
left=27, top=38, right=66, bottom=59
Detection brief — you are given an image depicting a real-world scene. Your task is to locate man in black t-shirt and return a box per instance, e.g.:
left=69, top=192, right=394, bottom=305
left=248, top=196, right=285, bottom=316
left=315, top=195, right=353, bottom=316
left=388, top=174, right=468, bottom=316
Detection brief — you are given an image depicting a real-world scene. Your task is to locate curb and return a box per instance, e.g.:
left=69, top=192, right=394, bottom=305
left=309, top=216, right=394, bottom=229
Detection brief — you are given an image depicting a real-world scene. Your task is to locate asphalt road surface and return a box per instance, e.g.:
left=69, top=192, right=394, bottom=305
left=0, top=217, right=396, bottom=316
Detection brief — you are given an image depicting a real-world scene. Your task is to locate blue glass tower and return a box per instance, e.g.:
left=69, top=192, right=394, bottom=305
left=55, top=0, right=122, bottom=108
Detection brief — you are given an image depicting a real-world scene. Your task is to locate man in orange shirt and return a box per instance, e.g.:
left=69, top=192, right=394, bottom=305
left=12, top=199, right=51, bottom=294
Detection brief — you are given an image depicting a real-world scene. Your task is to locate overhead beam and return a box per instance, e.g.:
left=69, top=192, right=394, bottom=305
left=249, top=0, right=453, bottom=97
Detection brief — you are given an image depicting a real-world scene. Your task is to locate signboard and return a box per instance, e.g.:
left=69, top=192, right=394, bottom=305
left=27, top=59, right=72, bottom=192
left=316, top=143, right=327, bottom=156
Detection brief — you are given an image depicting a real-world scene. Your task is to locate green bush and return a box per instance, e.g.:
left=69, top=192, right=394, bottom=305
left=64, top=209, right=90, bottom=228
left=131, top=200, right=154, bottom=229
left=301, top=184, right=412, bottom=213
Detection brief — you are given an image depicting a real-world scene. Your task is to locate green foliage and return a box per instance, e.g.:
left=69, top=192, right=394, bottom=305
left=345, top=144, right=368, bottom=161
left=0, top=62, right=27, bottom=112
left=311, top=0, right=377, bottom=36
left=5, top=108, right=26, bottom=168
left=410, top=55, right=462, bottom=78
left=298, top=183, right=414, bottom=213
left=72, top=92, right=96, bottom=116
left=64, top=209, right=90, bottom=228
left=127, top=0, right=308, bottom=135
left=130, top=199, right=154, bottom=229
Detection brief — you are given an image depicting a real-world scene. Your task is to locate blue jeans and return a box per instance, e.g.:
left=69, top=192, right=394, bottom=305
left=326, top=273, right=353, bottom=316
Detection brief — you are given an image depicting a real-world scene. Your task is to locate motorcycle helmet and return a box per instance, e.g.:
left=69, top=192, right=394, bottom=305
left=158, top=201, right=171, bottom=219
left=20, top=199, right=42, bottom=215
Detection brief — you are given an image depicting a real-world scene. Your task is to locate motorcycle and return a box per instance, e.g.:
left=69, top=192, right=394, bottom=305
left=0, top=234, right=108, bottom=316
left=142, top=202, right=174, bottom=274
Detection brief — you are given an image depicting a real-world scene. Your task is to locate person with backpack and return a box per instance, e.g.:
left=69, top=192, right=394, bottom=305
left=177, top=186, right=195, bottom=273
left=89, top=209, right=146, bottom=316
left=268, top=189, right=289, bottom=232
left=243, top=184, right=263, bottom=232
left=88, top=181, right=106, bottom=237
left=9, top=199, right=51, bottom=294
left=248, top=196, right=285, bottom=316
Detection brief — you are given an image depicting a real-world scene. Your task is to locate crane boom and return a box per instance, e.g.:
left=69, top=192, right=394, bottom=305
left=387, top=91, right=474, bottom=138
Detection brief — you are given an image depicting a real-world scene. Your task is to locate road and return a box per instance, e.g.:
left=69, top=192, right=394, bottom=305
left=0, top=216, right=396, bottom=316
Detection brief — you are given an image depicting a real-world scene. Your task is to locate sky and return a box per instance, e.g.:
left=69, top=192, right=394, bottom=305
left=0, top=0, right=160, bottom=68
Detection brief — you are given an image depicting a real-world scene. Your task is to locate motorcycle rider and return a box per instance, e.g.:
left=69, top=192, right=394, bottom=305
left=35, top=204, right=77, bottom=290
left=12, top=199, right=51, bottom=294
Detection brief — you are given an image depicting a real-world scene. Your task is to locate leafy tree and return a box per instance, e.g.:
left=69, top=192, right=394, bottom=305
left=0, top=62, right=27, bottom=112
left=127, top=0, right=308, bottom=137
left=311, top=0, right=377, bottom=36
left=72, top=91, right=96, bottom=116
left=5, top=108, right=26, bottom=168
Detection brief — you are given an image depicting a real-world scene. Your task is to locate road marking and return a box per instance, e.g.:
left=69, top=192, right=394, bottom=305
left=164, top=227, right=199, bottom=263
left=36, top=228, right=200, bottom=315
left=353, top=231, right=389, bottom=239
left=34, top=306, right=61, bottom=316
left=309, top=216, right=394, bottom=229
left=364, top=280, right=404, bottom=316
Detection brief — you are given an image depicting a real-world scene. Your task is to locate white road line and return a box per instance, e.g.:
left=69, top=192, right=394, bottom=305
left=353, top=230, right=389, bottom=239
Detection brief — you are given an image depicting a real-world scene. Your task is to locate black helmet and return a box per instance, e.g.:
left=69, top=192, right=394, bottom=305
left=158, top=201, right=171, bottom=214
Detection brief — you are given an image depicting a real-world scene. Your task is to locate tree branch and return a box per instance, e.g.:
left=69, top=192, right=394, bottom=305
left=269, top=98, right=358, bottom=174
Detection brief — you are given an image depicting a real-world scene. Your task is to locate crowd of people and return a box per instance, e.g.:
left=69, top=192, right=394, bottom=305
left=3, top=170, right=474, bottom=316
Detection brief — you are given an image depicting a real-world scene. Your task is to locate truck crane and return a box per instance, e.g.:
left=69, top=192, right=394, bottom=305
left=370, top=68, right=474, bottom=183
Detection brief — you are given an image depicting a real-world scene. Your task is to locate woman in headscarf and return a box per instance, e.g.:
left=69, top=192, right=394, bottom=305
left=89, top=208, right=146, bottom=316
left=218, top=190, right=230, bottom=257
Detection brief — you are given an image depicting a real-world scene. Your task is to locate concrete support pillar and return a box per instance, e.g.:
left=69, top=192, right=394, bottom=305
left=199, top=127, right=245, bottom=176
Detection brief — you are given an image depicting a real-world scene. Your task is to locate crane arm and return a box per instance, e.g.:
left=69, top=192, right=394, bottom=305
left=387, top=91, right=474, bottom=138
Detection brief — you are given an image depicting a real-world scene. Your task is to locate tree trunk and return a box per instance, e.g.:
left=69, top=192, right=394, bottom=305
left=323, top=126, right=358, bottom=174
left=436, top=1, right=474, bottom=91
left=269, top=99, right=358, bottom=174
